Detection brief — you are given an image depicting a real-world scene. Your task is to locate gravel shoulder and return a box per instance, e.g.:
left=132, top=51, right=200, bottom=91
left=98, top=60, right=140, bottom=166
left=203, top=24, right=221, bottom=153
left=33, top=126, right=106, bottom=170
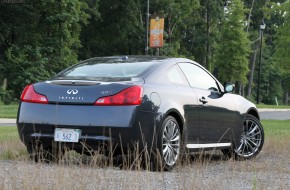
left=0, top=149, right=289, bottom=190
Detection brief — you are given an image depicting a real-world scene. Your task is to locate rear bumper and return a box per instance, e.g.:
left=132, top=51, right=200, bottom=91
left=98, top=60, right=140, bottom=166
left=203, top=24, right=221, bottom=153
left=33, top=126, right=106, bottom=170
left=17, top=102, right=159, bottom=153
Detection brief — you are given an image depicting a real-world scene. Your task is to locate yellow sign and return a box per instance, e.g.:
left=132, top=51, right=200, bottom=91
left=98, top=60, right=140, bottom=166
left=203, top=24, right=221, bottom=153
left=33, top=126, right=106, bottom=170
left=150, top=15, right=164, bottom=48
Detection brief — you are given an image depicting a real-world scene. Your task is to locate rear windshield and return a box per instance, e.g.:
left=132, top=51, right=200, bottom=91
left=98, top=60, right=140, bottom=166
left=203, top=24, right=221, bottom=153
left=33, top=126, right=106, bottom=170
left=58, top=60, right=156, bottom=79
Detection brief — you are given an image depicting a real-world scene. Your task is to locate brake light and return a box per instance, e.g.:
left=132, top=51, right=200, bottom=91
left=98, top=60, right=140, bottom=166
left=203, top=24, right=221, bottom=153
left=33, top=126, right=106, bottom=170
left=95, top=86, right=143, bottom=105
left=20, top=84, right=48, bottom=104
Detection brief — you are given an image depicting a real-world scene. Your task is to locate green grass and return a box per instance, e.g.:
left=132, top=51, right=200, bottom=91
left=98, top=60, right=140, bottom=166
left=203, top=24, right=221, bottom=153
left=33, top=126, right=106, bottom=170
left=262, top=120, right=290, bottom=138
left=257, top=104, right=290, bottom=109
left=0, top=126, right=19, bottom=142
left=0, top=102, right=18, bottom=118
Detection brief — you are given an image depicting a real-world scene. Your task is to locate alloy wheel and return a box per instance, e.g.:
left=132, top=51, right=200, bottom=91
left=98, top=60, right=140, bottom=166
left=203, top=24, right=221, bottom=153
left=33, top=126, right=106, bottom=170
left=234, top=116, right=263, bottom=158
left=162, top=119, right=180, bottom=166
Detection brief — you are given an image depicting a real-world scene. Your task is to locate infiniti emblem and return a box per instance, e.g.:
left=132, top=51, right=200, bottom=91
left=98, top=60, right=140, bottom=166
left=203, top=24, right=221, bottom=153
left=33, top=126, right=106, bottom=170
left=67, top=89, right=78, bottom=95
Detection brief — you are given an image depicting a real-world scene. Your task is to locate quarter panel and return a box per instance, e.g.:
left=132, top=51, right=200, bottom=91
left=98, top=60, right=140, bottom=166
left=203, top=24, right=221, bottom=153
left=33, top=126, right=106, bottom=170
left=140, top=84, right=199, bottom=144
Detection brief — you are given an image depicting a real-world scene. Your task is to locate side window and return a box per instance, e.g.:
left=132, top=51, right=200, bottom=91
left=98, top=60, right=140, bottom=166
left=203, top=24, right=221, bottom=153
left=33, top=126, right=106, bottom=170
left=178, top=62, right=219, bottom=91
left=166, top=65, right=187, bottom=86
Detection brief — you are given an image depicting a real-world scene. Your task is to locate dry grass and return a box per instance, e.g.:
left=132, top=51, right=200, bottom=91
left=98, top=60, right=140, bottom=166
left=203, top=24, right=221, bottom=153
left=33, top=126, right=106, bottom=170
left=0, top=120, right=289, bottom=189
left=0, top=146, right=288, bottom=190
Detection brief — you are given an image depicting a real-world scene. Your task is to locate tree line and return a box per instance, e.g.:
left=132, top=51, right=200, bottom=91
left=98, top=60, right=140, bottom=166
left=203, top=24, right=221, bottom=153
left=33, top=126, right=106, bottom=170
left=0, top=0, right=289, bottom=105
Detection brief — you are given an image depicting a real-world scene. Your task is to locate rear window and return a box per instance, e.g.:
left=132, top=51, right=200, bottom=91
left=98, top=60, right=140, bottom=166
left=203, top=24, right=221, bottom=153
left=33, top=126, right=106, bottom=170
left=62, top=62, right=154, bottom=78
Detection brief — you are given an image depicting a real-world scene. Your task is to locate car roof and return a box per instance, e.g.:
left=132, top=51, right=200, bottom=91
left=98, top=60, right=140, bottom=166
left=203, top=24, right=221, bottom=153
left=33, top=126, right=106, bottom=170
left=77, top=56, right=199, bottom=79
left=79, top=55, right=193, bottom=64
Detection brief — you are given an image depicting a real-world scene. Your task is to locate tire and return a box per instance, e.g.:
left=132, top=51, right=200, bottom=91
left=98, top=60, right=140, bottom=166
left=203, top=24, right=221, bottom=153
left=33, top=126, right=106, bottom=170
left=28, top=141, right=64, bottom=163
left=222, top=114, right=264, bottom=160
left=153, top=116, right=181, bottom=171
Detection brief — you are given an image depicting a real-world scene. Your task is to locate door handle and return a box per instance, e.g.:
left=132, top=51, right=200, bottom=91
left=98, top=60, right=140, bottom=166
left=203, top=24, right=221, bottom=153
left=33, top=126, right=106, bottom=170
left=199, top=97, right=208, bottom=104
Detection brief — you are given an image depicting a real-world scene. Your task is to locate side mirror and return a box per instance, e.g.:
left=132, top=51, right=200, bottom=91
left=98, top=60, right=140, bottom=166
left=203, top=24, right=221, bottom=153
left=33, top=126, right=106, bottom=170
left=224, top=82, right=235, bottom=93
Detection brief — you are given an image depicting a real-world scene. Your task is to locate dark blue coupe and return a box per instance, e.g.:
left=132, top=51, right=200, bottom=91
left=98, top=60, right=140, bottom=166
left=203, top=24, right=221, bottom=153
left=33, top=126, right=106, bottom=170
left=17, top=56, right=264, bottom=171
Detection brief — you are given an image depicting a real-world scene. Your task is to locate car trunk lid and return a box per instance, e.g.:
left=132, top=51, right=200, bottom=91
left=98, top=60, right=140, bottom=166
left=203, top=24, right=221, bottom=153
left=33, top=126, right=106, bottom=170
left=33, top=78, right=143, bottom=105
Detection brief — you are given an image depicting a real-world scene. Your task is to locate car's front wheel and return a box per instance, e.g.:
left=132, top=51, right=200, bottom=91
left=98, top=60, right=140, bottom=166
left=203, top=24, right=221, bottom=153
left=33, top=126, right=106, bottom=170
left=222, top=114, right=264, bottom=160
left=153, top=116, right=181, bottom=171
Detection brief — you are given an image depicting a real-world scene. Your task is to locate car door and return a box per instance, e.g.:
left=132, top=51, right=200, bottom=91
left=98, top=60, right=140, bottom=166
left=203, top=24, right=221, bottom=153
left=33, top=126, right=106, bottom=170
left=178, top=62, right=237, bottom=143
left=163, top=64, right=200, bottom=143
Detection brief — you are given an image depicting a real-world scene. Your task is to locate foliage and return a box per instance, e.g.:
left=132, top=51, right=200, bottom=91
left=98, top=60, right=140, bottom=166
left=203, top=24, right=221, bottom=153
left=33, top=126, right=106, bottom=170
left=0, top=0, right=290, bottom=104
left=187, top=0, right=224, bottom=71
left=0, top=0, right=89, bottom=97
left=5, top=45, right=51, bottom=96
left=214, top=0, right=250, bottom=85
left=78, top=0, right=145, bottom=57
left=269, top=1, right=290, bottom=104
left=149, top=0, right=200, bottom=57
left=271, top=2, right=290, bottom=77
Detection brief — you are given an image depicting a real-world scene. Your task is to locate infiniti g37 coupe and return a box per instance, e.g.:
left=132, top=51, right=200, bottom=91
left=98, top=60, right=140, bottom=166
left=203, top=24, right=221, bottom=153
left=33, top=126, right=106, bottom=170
left=17, top=56, right=264, bottom=171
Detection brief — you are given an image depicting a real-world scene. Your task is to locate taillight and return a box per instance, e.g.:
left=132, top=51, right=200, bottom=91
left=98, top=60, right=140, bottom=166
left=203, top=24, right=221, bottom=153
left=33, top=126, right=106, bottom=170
left=20, top=84, right=48, bottom=104
left=95, top=86, right=143, bottom=105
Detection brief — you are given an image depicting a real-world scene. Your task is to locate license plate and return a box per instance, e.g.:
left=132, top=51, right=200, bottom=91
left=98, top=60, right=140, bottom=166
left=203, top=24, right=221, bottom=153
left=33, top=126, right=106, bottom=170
left=54, top=128, right=80, bottom=142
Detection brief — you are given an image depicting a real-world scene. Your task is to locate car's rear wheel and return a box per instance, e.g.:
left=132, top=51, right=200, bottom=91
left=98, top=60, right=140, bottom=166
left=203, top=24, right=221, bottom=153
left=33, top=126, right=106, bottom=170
left=222, top=114, right=264, bottom=160
left=153, top=116, right=181, bottom=171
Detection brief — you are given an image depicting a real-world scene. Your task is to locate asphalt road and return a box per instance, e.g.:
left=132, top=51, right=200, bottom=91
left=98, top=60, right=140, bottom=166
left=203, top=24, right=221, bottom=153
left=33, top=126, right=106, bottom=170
left=259, top=109, right=290, bottom=120
left=0, top=118, right=16, bottom=127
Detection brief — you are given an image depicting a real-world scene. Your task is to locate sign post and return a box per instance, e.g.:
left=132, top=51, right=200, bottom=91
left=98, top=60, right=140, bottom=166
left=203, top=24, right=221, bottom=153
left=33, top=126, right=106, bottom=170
left=149, top=15, right=164, bottom=52
left=145, top=0, right=150, bottom=55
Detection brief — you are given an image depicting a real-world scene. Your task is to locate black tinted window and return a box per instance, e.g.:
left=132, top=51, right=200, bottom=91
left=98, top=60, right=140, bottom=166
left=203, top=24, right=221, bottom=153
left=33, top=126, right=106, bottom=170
left=179, top=63, right=219, bottom=91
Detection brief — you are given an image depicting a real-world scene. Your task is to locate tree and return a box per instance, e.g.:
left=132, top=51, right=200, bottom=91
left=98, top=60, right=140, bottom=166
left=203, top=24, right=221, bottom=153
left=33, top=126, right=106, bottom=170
left=78, top=0, right=144, bottom=58
left=0, top=0, right=90, bottom=98
left=271, top=1, right=290, bottom=104
left=32, top=0, right=89, bottom=71
left=243, top=0, right=267, bottom=98
left=1, top=0, right=289, bottom=104
left=214, top=0, right=251, bottom=91
left=192, top=0, right=224, bottom=71
left=78, top=0, right=100, bottom=60
left=149, top=0, right=200, bottom=57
